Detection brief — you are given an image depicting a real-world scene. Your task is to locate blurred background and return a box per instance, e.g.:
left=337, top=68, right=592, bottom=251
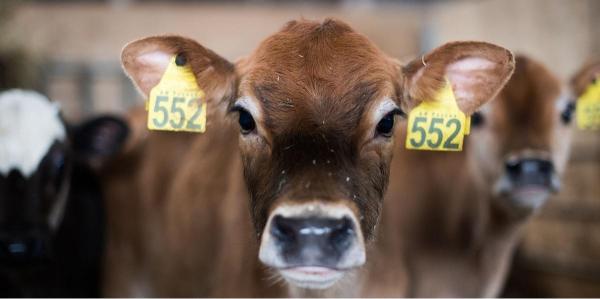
left=1, top=0, right=599, bottom=296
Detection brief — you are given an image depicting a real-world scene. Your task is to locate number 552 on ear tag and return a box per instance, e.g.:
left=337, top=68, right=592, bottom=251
left=406, top=79, right=469, bottom=151
left=147, top=55, right=206, bottom=132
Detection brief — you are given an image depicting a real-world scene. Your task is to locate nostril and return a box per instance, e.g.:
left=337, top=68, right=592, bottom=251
left=539, top=160, right=554, bottom=174
left=271, top=215, right=296, bottom=244
left=506, top=158, right=554, bottom=176
left=506, top=160, right=521, bottom=176
left=329, top=217, right=355, bottom=252
left=518, top=159, right=554, bottom=175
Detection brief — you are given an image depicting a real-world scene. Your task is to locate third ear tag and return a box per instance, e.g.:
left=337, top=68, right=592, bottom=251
left=405, top=79, right=470, bottom=151
left=147, top=54, right=207, bottom=133
left=576, top=77, right=600, bottom=130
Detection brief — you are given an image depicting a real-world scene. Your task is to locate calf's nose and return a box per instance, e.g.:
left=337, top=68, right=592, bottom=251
left=270, top=215, right=356, bottom=268
left=505, top=158, right=555, bottom=186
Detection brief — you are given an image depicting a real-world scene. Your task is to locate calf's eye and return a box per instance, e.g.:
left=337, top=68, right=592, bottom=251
left=471, top=111, right=485, bottom=127
left=376, top=112, right=396, bottom=137
left=238, top=109, right=256, bottom=134
left=561, top=101, right=576, bottom=124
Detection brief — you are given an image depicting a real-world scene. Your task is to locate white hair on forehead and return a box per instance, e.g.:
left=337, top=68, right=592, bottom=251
left=372, top=97, right=398, bottom=121
left=0, top=89, right=66, bottom=177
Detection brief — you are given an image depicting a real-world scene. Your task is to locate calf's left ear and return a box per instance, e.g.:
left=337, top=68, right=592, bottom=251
left=70, top=116, right=129, bottom=166
left=403, top=41, right=515, bottom=115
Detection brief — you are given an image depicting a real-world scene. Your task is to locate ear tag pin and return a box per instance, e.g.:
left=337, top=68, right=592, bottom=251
left=405, top=78, right=470, bottom=151
left=146, top=54, right=207, bottom=133
left=576, top=77, right=600, bottom=130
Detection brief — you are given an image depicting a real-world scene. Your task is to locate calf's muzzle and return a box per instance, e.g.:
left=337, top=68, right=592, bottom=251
left=495, top=155, right=560, bottom=216
left=259, top=202, right=366, bottom=289
left=271, top=215, right=355, bottom=269
left=505, top=157, right=556, bottom=189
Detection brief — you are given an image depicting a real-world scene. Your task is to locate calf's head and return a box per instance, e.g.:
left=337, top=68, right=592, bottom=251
left=0, top=89, right=127, bottom=264
left=121, top=19, right=514, bottom=289
left=469, top=56, right=598, bottom=216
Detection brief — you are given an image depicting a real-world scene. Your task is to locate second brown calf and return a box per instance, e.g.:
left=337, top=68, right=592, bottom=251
left=368, top=55, right=581, bottom=297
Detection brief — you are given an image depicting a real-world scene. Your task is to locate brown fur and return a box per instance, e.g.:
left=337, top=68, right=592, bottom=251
left=101, top=104, right=284, bottom=296
left=105, top=39, right=279, bottom=296
left=105, top=18, right=514, bottom=296
left=501, top=59, right=600, bottom=297
left=492, top=56, right=561, bottom=155
left=235, top=19, right=401, bottom=239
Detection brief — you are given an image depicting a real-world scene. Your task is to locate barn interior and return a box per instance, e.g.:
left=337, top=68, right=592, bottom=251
left=0, top=0, right=599, bottom=297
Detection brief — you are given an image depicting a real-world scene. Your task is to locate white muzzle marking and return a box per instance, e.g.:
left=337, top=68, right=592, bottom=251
left=259, top=202, right=366, bottom=290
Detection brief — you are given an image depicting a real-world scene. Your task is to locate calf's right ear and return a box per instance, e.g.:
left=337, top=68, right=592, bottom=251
left=70, top=115, right=129, bottom=168
left=121, top=35, right=237, bottom=108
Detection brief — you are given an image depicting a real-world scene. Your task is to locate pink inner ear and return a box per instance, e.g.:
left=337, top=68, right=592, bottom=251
left=135, top=51, right=171, bottom=96
left=446, top=57, right=496, bottom=104
left=138, top=51, right=171, bottom=68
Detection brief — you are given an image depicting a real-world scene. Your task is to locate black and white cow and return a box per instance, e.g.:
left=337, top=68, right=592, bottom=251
left=0, top=89, right=128, bottom=297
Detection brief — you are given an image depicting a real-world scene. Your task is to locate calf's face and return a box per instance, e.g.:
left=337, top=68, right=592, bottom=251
left=0, top=90, right=68, bottom=262
left=121, top=19, right=514, bottom=289
left=237, top=22, right=402, bottom=287
left=0, top=90, right=127, bottom=264
left=469, top=56, right=596, bottom=216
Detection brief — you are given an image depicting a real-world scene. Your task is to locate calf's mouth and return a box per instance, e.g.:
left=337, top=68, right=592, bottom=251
left=258, top=202, right=365, bottom=289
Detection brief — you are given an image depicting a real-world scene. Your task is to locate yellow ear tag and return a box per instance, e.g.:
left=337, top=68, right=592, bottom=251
left=576, top=78, right=600, bottom=130
left=405, top=79, right=469, bottom=151
left=147, top=55, right=206, bottom=133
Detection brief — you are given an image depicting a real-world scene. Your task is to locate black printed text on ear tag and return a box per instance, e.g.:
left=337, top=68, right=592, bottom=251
left=147, top=55, right=207, bottom=133
left=405, top=79, right=469, bottom=151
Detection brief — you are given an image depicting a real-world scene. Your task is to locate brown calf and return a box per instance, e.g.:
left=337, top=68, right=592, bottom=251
left=368, top=55, right=576, bottom=297
left=106, top=19, right=514, bottom=296
left=471, top=56, right=579, bottom=216
left=502, top=59, right=600, bottom=297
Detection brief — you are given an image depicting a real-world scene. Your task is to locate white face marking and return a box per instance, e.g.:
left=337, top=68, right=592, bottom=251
left=234, top=96, right=262, bottom=121
left=478, top=99, right=493, bottom=115
left=0, top=89, right=66, bottom=177
left=554, top=89, right=573, bottom=112
left=370, top=97, right=399, bottom=125
left=259, top=202, right=366, bottom=268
